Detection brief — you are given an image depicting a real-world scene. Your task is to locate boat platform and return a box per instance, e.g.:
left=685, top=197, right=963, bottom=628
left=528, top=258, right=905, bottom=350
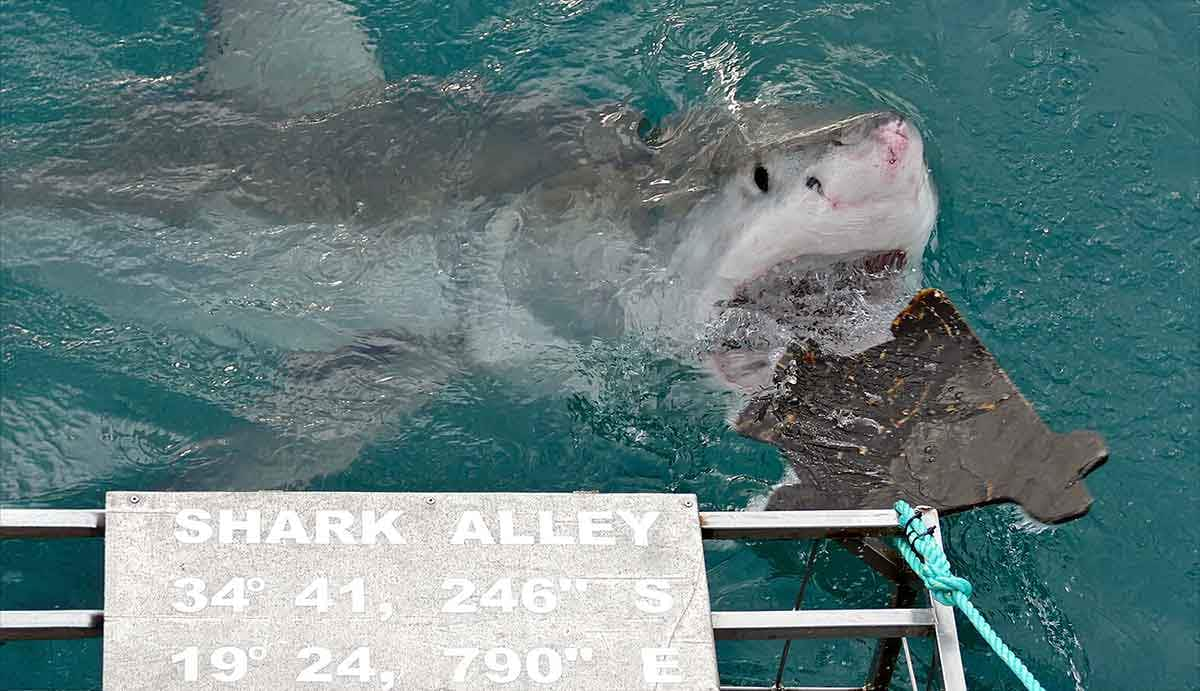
left=2, top=492, right=966, bottom=689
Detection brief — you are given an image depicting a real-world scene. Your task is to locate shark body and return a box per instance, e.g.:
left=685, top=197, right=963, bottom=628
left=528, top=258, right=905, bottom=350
left=1, top=1, right=938, bottom=488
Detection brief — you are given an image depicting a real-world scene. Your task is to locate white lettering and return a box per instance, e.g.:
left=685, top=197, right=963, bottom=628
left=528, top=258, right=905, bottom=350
left=175, top=509, right=410, bottom=544
left=314, top=510, right=356, bottom=545
left=497, top=510, right=534, bottom=545
left=634, top=579, right=674, bottom=613
left=360, top=510, right=405, bottom=545
left=218, top=509, right=261, bottom=544
left=617, top=510, right=659, bottom=546
left=174, top=509, right=213, bottom=543
left=265, top=510, right=311, bottom=544
left=537, top=511, right=573, bottom=545
left=577, top=511, right=615, bottom=545
left=641, top=648, right=682, bottom=683
left=451, top=511, right=495, bottom=545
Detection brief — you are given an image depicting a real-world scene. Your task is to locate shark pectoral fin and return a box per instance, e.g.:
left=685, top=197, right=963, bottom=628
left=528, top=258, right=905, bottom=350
left=459, top=206, right=574, bottom=367
left=203, top=0, right=385, bottom=115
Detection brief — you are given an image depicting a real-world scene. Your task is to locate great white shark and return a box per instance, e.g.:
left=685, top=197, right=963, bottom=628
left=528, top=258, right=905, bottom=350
left=1, top=0, right=938, bottom=490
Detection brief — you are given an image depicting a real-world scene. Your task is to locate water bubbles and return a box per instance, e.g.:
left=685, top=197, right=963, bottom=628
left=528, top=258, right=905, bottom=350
left=625, top=426, right=649, bottom=444
left=1009, top=40, right=1047, bottom=69
left=298, top=235, right=369, bottom=289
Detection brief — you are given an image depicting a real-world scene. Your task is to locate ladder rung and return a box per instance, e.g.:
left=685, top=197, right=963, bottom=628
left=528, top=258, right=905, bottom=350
left=711, top=608, right=934, bottom=640
left=1, top=608, right=936, bottom=642
left=0, top=508, right=904, bottom=541
left=700, top=510, right=899, bottom=540
left=0, top=509, right=106, bottom=538
left=721, top=687, right=864, bottom=691
left=0, top=610, right=103, bottom=640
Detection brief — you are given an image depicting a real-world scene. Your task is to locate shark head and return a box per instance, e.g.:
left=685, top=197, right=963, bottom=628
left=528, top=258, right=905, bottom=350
left=693, top=111, right=936, bottom=306
left=655, top=109, right=938, bottom=388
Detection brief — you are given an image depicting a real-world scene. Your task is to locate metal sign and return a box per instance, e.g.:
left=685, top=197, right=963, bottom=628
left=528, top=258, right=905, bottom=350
left=102, top=492, right=720, bottom=690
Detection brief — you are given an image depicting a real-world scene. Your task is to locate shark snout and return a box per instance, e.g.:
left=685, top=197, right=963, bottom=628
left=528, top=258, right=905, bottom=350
left=879, top=115, right=908, bottom=140
left=875, top=116, right=910, bottom=167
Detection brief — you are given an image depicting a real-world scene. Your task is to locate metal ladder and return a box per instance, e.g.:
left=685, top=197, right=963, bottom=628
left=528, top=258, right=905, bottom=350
left=1, top=505, right=966, bottom=690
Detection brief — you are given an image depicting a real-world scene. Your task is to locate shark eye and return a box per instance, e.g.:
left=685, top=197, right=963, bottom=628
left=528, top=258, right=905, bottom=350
left=805, top=176, right=823, bottom=195
left=753, top=165, right=769, bottom=193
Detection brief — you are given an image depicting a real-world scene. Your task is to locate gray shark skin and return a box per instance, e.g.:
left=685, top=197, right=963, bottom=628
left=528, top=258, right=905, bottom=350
left=0, top=1, right=938, bottom=489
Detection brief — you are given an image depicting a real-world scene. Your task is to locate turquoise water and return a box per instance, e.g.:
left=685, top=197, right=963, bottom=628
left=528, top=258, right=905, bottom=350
left=1, top=1, right=1197, bottom=689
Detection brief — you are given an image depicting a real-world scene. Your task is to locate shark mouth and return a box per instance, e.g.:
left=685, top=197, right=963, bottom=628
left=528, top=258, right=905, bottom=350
left=703, top=249, right=912, bottom=390
left=724, top=249, right=909, bottom=310
left=860, top=249, right=908, bottom=274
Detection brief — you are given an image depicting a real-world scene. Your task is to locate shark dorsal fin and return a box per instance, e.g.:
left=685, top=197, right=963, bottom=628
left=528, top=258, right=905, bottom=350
left=203, top=0, right=385, bottom=116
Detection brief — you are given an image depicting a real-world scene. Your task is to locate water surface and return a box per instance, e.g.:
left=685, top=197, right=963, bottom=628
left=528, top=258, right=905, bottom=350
left=2, top=1, right=1197, bottom=689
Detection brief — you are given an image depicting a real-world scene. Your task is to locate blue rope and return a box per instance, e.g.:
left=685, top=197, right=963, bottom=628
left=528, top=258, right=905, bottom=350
left=893, top=500, right=1047, bottom=691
